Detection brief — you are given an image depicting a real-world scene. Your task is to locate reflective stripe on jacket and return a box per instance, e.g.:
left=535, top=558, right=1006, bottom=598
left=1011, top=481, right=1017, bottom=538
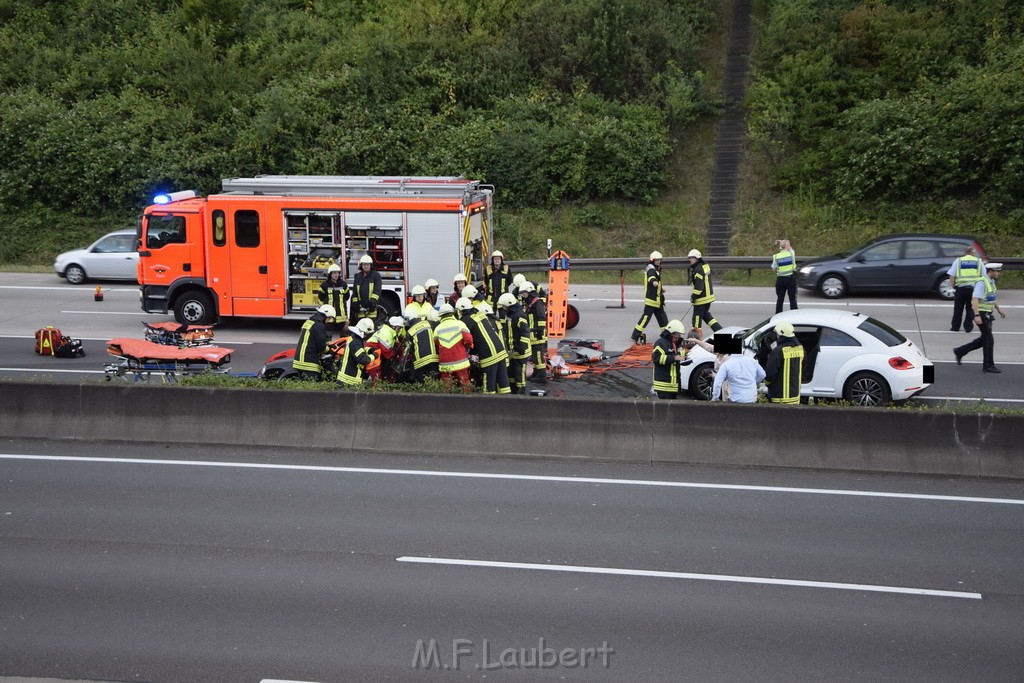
left=434, top=316, right=473, bottom=372
left=651, top=332, right=679, bottom=393
left=978, top=276, right=997, bottom=312
left=772, top=249, right=796, bottom=277
left=765, top=337, right=804, bottom=404
left=292, top=316, right=327, bottom=373
left=336, top=334, right=375, bottom=386
left=407, top=319, right=439, bottom=369
left=464, top=311, right=508, bottom=368
left=643, top=263, right=663, bottom=308
left=955, top=257, right=983, bottom=287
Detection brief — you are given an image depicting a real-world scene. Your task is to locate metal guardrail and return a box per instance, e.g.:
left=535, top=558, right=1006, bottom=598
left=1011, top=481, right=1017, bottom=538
left=508, top=256, right=1024, bottom=273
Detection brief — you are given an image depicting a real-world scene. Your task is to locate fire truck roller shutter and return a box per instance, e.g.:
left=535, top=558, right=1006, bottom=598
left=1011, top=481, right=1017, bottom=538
left=407, top=213, right=463, bottom=299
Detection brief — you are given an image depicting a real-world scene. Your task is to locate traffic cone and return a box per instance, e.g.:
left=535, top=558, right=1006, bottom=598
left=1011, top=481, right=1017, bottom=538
left=94, top=286, right=103, bottom=302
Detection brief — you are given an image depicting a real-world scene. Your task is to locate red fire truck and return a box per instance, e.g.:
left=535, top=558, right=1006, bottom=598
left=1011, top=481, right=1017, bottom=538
left=137, top=176, right=493, bottom=325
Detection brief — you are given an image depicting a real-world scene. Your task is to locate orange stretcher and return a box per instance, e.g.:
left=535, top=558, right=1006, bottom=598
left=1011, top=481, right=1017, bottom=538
left=104, top=337, right=234, bottom=382
left=142, top=321, right=215, bottom=347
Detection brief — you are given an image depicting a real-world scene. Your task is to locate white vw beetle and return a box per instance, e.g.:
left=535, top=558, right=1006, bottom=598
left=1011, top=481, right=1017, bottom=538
left=679, top=309, right=933, bottom=406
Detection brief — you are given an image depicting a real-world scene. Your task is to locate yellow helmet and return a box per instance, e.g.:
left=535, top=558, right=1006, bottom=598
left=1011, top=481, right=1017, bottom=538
left=774, top=321, right=796, bottom=337
left=665, top=319, right=685, bottom=335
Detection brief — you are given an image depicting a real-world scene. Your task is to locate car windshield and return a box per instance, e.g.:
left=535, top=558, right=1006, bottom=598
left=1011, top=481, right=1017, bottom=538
left=857, top=317, right=907, bottom=347
left=740, top=317, right=773, bottom=343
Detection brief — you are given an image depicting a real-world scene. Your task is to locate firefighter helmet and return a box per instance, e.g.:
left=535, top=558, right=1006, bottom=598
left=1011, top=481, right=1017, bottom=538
left=512, top=273, right=527, bottom=287
left=497, top=293, right=517, bottom=308
left=687, top=249, right=702, bottom=259
left=424, top=278, right=439, bottom=289
left=519, top=281, right=535, bottom=294
left=774, top=321, right=796, bottom=337
left=455, top=297, right=474, bottom=312
left=479, top=302, right=494, bottom=316
left=354, top=318, right=375, bottom=336
left=410, top=285, right=426, bottom=296
left=438, top=303, right=455, bottom=316
left=317, top=305, right=337, bottom=319
left=453, top=272, right=467, bottom=283
left=327, top=263, right=342, bottom=274
left=492, top=250, right=504, bottom=259
left=665, top=319, right=685, bottom=335
left=650, top=251, right=663, bottom=261
left=359, top=255, right=373, bottom=265
left=462, top=284, right=478, bottom=299
left=388, top=315, right=405, bottom=328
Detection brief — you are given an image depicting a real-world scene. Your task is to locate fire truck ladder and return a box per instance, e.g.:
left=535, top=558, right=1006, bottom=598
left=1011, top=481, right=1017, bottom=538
left=220, top=175, right=487, bottom=198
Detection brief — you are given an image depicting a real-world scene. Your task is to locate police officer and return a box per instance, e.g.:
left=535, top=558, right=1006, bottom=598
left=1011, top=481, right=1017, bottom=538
left=292, top=305, right=335, bottom=380
left=497, top=292, right=531, bottom=394
left=947, top=246, right=983, bottom=333
left=688, top=249, right=722, bottom=333
left=651, top=319, right=686, bottom=399
left=336, top=318, right=377, bottom=387
left=519, top=281, right=548, bottom=383
left=632, top=251, right=668, bottom=344
left=771, top=239, right=798, bottom=313
left=954, top=262, right=1006, bottom=373
left=318, top=264, right=349, bottom=336
left=483, top=250, right=512, bottom=309
left=352, top=254, right=382, bottom=320
left=765, top=321, right=804, bottom=404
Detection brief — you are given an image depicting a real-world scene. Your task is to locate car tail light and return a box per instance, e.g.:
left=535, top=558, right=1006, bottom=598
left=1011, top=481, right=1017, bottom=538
left=889, top=357, right=915, bottom=370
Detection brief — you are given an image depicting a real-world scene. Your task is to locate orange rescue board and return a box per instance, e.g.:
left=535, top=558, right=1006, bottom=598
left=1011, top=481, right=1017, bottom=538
left=546, top=250, right=570, bottom=340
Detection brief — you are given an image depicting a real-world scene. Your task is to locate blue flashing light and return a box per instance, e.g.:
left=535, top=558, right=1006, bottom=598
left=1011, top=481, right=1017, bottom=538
left=153, top=194, right=171, bottom=205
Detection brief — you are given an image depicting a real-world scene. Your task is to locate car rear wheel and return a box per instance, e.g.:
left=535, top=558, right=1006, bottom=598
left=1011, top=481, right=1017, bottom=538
left=65, top=264, right=87, bottom=285
left=688, top=362, right=714, bottom=400
left=843, top=371, right=891, bottom=407
left=819, top=274, right=847, bottom=299
left=174, top=290, right=215, bottom=326
left=936, top=277, right=955, bottom=300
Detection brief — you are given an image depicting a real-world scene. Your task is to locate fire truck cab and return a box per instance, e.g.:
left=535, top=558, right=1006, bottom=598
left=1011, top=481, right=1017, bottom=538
left=138, top=176, right=493, bottom=325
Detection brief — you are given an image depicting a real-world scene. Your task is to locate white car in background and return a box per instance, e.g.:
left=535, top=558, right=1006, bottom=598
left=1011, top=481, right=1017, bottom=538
left=681, top=309, right=933, bottom=406
left=54, top=229, right=139, bottom=285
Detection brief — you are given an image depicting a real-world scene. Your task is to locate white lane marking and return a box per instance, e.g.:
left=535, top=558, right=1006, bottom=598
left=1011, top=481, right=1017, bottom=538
left=395, top=556, right=982, bottom=600
left=0, top=335, right=254, bottom=344
left=1, top=454, right=1021, bottom=506
left=60, top=310, right=158, bottom=315
left=0, top=367, right=106, bottom=374
left=260, top=680, right=323, bottom=683
left=916, top=395, right=1024, bottom=404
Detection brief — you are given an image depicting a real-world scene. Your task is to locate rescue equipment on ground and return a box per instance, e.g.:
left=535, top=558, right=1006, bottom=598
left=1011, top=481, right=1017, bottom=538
left=104, top=337, right=233, bottom=383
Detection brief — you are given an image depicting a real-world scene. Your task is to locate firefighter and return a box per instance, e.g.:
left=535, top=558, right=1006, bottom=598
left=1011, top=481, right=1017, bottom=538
left=510, top=273, right=528, bottom=298
left=460, top=299, right=510, bottom=395
left=292, top=305, right=335, bottom=380
left=352, top=254, right=382, bottom=320
left=366, top=315, right=406, bottom=381
left=519, top=281, right=548, bottom=383
left=954, top=261, right=1006, bottom=373
left=651, top=319, right=686, bottom=399
left=764, top=321, right=804, bottom=404
left=497, top=292, right=531, bottom=394
left=461, top=284, right=484, bottom=307
left=404, top=305, right=439, bottom=381
left=483, top=250, right=512, bottom=309
left=434, top=303, right=474, bottom=389
left=317, top=264, right=350, bottom=336
left=336, top=318, right=377, bottom=387
left=632, top=251, right=668, bottom=344
left=947, top=246, right=983, bottom=333
left=424, top=278, right=440, bottom=307
left=407, top=285, right=433, bottom=318
left=688, top=249, right=722, bottom=333
left=447, top=272, right=468, bottom=308
left=771, top=239, right=798, bottom=314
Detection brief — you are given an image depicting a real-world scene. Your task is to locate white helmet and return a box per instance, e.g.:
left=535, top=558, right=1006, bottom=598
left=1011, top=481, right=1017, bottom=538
left=403, top=305, right=421, bottom=320
left=327, top=263, right=342, bottom=274
left=665, top=319, right=685, bottom=335
left=426, top=308, right=440, bottom=322
left=455, top=297, right=475, bottom=312
left=512, top=273, right=527, bottom=287
left=359, top=254, right=373, bottom=265
left=388, top=315, right=405, bottom=328
left=492, top=250, right=504, bottom=259
left=497, top=293, right=517, bottom=308
left=687, top=249, right=702, bottom=259
left=438, top=303, right=455, bottom=316
left=410, top=285, right=426, bottom=296
left=478, top=302, right=494, bottom=316
left=650, top=250, right=663, bottom=261
left=774, top=321, right=796, bottom=338
left=354, top=318, right=375, bottom=336
left=424, top=278, right=439, bottom=289
left=519, top=281, right=535, bottom=294
left=317, top=304, right=337, bottom=318
left=462, top=284, right=478, bottom=299
left=453, top=272, right=467, bottom=283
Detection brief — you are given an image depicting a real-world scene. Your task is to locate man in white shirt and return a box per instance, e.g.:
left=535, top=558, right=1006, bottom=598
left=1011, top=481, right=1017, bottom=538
left=711, top=353, right=766, bottom=403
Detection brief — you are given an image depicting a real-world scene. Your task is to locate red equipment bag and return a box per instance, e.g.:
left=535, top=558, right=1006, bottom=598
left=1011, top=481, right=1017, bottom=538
left=34, top=326, right=63, bottom=356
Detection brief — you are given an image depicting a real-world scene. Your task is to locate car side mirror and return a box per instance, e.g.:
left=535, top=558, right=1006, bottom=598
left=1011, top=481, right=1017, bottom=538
left=855, top=256, right=866, bottom=263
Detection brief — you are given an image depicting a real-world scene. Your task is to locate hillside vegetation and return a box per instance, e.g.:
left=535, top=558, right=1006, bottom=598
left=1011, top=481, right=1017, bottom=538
left=0, top=0, right=1020, bottom=274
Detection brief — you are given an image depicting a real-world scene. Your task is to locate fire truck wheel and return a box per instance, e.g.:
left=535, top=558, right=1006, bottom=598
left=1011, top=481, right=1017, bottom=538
left=175, top=290, right=215, bottom=326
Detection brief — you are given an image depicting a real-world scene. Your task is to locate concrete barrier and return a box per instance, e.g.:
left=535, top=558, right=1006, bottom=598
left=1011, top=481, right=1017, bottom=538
left=1, top=381, right=1022, bottom=479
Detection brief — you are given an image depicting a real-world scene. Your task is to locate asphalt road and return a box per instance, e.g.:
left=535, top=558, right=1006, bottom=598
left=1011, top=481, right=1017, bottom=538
left=0, top=273, right=1022, bottom=401
left=1, top=441, right=1022, bottom=682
